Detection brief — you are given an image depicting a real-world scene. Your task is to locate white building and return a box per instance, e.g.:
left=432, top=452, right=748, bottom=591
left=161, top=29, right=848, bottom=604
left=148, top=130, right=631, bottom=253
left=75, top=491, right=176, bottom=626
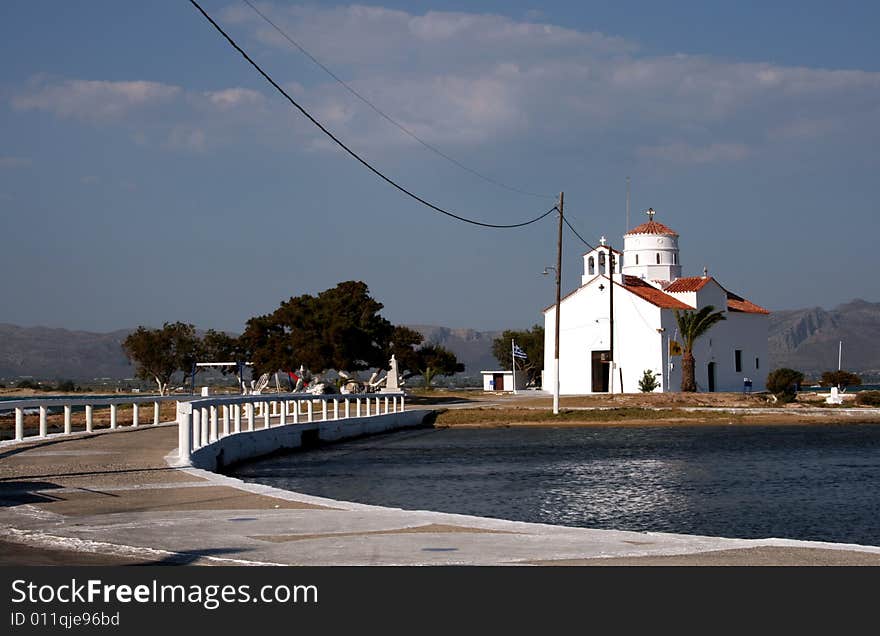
left=543, top=210, right=769, bottom=394
left=481, top=370, right=526, bottom=392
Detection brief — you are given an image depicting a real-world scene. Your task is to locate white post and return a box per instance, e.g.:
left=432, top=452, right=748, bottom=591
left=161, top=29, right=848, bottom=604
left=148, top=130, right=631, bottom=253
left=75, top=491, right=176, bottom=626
left=110, top=404, right=118, bottom=429
left=553, top=357, right=560, bottom=415
left=85, top=405, right=93, bottom=433
left=177, top=402, right=192, bottom=465
left=293, top=401, right=299, bottom=424
left=39, top=406, right=47, bottom=437
left=222, top=405, right=230, bottom=436
left=132, top=402, right=139, bottom=427
left=384, top=396, right=389, bottom=414
left=15, top=408, right=23, bottom=441
left=401, top=394, right=405, bottom=412
left=201, top=407, right=208, bottom=442
left=365, top=398, right=371, bottom=417
left=264, top=402, right=270, bottom=429
left=391, top=396, right=397, bottom=413
left=376, top=397, right=381, bottom=415
left=234, top=404, right=241, bottom=433
left=153, top=401, right=160, bottom=426
left=307, top=400, right=313, bottom=422
left=512, top=338, right=518, bottom=395
left=344, top=398, right=350, bottom=419
left=192, top=408, right=201, bottom=449
left=280, top=401, right=286, bottom=426
left=210, top=406, right=218, bottom=442
left=247, top=403, right=254, bottom=431
left=322, top=400, right=327, bottom=422
left=356, top=398, right=361, bottom=417
left=64, top=405, right=72, bottom=434
left=333, top=399, right=339, bottom=420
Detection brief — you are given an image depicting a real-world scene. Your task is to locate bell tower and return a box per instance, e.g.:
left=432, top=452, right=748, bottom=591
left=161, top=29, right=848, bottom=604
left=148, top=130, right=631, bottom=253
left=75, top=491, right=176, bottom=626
left=622, top=208, right=681, bottom=283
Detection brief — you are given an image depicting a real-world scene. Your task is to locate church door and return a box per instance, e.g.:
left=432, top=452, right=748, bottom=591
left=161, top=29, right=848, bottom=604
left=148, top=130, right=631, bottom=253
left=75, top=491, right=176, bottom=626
left=707, top=362, right=716, bottom=392
left=493, top=374, right=505, bottom=391
left=591, top=351, right=610, bottom=392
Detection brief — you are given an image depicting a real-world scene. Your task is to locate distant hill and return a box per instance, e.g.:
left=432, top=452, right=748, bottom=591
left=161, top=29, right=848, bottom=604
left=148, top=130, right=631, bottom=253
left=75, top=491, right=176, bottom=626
left=407, top=325, right=504, bottom=376
left=0, top=323, right=134, bottom=381
left=768, top=299, right=880, bottom=380
left=1, top=300, right=877, bottom=383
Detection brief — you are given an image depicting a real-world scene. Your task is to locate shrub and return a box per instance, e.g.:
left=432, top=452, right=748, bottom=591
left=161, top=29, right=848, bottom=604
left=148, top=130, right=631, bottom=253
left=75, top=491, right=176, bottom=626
left=766, top=368, right=804, bottom=403
left=820, top=370, right=862, bottom=387
left=15, top=379, right=38, bottom=390
left=856, top=391, right=880, bottom=407
left=638, top=369, right=659, bottom=392
left=56, top=380, right=77, bottom=392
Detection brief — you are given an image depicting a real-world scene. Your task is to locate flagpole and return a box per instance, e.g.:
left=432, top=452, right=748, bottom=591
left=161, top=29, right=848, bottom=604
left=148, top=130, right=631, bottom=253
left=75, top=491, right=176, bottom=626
left=511, top=339, right=517, bottom=395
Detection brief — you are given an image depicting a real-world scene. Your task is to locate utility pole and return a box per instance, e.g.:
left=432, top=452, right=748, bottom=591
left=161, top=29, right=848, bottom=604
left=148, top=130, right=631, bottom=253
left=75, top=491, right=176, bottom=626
left=553, top=192, right=564, bottom=415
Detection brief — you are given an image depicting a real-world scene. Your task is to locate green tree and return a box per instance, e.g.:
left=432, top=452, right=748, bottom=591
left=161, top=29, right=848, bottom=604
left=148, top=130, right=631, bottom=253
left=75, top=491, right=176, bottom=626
left=820, top=370, right=862, bottom=388
left=766, top=368, right=804, bottom=403
left=201, top=329, right=249, bottom=391
left=121, top=322, right=200, bottom=395
left=638, top=369, right=659, bottom=392
left=407, top=344, right=465, bottom=389
left=244, top=281, right=395, bottom=377
left=491, top=325, right=544, bottom=387
left=673, top=305, right=726, bottom=392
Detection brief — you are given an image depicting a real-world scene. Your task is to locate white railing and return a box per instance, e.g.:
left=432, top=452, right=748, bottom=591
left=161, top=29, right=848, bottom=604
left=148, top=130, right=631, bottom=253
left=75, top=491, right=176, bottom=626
left=177, top=392, right=405, bottom=464
left=0, top=395, right=185, bottom=443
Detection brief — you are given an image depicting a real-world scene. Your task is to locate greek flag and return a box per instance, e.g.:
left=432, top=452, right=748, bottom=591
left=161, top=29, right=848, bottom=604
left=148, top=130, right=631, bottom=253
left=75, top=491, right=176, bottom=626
left=513, top=343, right=528, bottom=360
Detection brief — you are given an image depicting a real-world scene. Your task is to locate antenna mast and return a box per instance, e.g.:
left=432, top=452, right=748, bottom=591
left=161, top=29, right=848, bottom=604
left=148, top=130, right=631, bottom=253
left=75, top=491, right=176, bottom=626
left=625, top=176, right=631, bottom=232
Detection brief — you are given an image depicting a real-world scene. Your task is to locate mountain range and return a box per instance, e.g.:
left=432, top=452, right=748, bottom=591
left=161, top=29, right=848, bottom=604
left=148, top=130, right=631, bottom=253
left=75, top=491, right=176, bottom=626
left=1, top=299, right=878, bottom=383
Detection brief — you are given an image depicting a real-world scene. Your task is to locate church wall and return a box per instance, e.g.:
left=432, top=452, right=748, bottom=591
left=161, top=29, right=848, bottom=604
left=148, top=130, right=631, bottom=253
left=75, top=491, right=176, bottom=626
left=544, top=280, right=666, bottom=395
left=687, top=312, right=768, bottom=392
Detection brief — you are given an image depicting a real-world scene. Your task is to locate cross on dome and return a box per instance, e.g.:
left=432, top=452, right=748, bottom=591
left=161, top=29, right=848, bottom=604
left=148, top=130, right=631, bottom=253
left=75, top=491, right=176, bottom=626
left=646, top=207, right=656, bottom=221
left=599, top=236, right=607, bottom=246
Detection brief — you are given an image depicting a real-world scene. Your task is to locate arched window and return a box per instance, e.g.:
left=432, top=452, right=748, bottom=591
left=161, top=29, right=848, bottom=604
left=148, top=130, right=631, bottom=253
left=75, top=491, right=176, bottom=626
left=588, top=256, right=595, bottom=275
left=673, top=253, right=678, bottom=265
left=656, top=253, right=661, bottom=264
left=635, top=254, right=639, bottom=265
left=598, top=252, right=606, bottom=274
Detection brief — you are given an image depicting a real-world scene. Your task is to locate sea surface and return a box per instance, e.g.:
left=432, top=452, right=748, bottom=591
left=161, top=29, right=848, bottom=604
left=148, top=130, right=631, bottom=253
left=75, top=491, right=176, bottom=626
left=230, top=424, right=880, bottom=546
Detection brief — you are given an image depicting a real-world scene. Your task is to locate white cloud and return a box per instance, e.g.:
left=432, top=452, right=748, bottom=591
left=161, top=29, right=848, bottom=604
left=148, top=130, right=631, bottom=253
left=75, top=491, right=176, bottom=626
left=80, top=175, right=100, bottom=185
left=203, top=87, right=264, bottom=110
left=12, top=78, right=181, bottom=121
left=637, top=142, right=750, bottom=164
left=165, top=126, right=207, bottom=152
left=0, top=156, right=31, bottom=168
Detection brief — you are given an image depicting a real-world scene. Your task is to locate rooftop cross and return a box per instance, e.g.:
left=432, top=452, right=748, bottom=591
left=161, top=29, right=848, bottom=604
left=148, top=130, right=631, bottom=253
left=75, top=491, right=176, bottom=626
left=646, top=207, right=656, bottom=221
left=599, top=235, right=607, bottom=246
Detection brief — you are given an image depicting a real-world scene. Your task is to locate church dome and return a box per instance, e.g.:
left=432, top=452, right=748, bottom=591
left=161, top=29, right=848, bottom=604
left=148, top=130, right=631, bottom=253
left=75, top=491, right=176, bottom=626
left=625, top=209, right=678, bottom=236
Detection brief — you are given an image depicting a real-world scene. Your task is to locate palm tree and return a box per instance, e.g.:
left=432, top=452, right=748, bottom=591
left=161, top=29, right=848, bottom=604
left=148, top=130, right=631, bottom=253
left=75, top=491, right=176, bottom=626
left=673, top=305, right=726, bottom=392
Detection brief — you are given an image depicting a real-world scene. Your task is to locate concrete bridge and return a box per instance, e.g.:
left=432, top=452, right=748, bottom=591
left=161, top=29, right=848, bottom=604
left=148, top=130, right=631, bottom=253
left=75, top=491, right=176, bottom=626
left=2, top=392, right=880, bottom=566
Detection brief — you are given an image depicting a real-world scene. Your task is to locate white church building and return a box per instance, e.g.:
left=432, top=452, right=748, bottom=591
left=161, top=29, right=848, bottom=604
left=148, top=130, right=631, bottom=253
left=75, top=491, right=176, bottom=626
left=543, top=210, right=769, bottom=394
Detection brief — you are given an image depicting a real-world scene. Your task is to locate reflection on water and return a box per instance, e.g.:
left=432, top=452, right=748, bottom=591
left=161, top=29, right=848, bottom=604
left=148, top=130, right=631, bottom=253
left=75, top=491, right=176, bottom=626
left=229, top=424, right=880, bottom=545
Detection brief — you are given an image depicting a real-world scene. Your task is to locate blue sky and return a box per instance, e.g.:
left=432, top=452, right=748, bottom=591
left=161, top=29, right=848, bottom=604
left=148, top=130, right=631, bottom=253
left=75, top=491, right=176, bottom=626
left=1, top=1, right=878, bottom=333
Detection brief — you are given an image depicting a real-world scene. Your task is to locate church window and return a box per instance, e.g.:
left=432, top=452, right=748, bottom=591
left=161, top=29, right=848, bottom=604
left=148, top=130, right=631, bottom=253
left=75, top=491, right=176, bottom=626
left=635, top=254, right=639, bottom=265
left=673, top=253, right=678, bottom=265
left=656, top=253, right=660, bottom=264
left=755, top=357, right=760, bottom=370
left=588, top=256, right=595, bottom=275
left=598, top=252, right=606, bottom=274
left=735, top=350, right=743, bottom=373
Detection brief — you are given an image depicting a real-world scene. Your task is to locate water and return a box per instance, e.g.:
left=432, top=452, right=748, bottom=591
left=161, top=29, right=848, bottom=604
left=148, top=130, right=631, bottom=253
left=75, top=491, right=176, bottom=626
left=230, top=424, right=880, bottom=546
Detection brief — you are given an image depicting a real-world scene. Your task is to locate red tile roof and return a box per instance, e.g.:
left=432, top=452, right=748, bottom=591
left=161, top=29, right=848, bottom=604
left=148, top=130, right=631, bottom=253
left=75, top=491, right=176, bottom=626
left=620, top=276, right=692, bottom=309
left=726, top=291, right=770, bottom=315
left=625, top=220, right=678, bottom=236
left=664, top=276, right=714, bottom=292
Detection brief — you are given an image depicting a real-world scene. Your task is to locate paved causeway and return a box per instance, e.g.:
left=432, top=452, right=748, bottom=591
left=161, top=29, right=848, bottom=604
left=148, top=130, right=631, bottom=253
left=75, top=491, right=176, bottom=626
left=2, top=424, right=880, bottom=566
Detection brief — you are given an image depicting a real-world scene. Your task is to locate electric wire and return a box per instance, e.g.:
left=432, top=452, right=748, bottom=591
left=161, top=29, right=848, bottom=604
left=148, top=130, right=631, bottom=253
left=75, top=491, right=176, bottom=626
left=562, top=214, right=597, bottom=252
left=189, top=0, right=556, bottom=229
left=240, top=0, right=553, bottom=200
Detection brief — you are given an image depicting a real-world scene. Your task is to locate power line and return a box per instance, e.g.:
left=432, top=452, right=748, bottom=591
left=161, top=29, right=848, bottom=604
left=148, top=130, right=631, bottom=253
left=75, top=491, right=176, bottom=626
left=240, top=0, right=553, bottom=200
left=562, top=214, right=597, bottom=251
left=189, top=0, right=555, bottom=229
